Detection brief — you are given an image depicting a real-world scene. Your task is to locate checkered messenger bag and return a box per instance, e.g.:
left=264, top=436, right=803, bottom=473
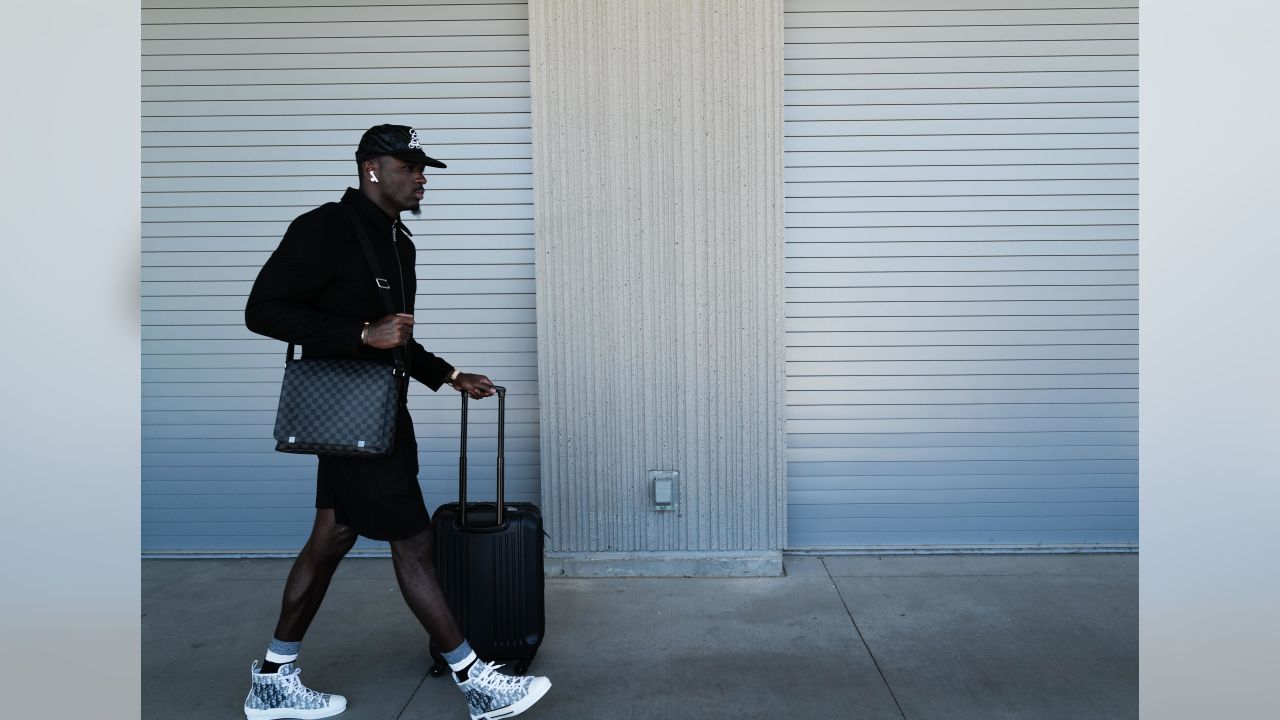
left=272, top=205, right=407, bottom=457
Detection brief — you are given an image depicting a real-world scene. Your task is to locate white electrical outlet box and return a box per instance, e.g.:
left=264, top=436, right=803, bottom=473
left=650, top=470, right=677, bottom=510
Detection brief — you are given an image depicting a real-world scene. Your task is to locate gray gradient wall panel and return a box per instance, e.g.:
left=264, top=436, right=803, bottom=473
left=531, top=1, right=787, bottom=574
left=783, top=0, right=1139, bottom=550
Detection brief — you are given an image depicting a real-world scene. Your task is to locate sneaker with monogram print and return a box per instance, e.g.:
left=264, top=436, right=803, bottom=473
left=244, top=660, right=347, bottom=719
left=454, top=659, right=551, bottom=720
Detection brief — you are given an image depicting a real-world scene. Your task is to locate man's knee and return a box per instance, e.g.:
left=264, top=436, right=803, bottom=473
left=328, top=524, right=358, bottom=556
left=390, top=528, right=435, bottom=565
left=309, top=510, right=357, bottom=559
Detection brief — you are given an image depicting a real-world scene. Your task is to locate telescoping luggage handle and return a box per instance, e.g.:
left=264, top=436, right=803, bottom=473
left=458, top=385, right=505, bottom=528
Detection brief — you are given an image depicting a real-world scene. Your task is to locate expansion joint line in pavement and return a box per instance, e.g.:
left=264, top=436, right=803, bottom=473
left=394, top=667, right=432, bottom=719
left=822, top=558, right=910, bottom=720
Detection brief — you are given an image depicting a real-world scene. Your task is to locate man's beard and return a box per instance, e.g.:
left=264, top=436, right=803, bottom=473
left=409, top=203, right=422, bottom=217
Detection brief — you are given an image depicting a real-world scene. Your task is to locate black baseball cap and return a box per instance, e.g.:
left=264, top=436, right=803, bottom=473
left=355, top=124, right=446, bottom=168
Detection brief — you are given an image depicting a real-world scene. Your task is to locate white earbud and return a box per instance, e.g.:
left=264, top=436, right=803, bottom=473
left=369, top=171, right=378, bottom=183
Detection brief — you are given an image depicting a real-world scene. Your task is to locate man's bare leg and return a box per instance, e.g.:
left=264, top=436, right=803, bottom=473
left=261, top=508, right=357, bottom=672
left=389, top=526, right=464, bottom=652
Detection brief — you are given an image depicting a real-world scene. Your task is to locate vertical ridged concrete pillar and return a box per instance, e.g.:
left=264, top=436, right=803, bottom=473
left=530, top=1, right=786, bottom=576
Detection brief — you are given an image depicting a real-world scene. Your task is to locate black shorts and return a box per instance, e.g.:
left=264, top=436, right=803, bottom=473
left=316, top=405, right=430, bottom=541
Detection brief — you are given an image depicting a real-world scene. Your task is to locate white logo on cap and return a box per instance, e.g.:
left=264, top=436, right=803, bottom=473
left=407, top=129, right=423, bottom=150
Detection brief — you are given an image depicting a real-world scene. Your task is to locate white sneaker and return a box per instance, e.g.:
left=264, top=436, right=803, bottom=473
left=455, top=659, right=551, bottom=720
left=244, top=660, right=347, bottom=719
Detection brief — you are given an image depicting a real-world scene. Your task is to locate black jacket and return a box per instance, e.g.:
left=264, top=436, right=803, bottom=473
left=245, top=187, right=454, bottom=392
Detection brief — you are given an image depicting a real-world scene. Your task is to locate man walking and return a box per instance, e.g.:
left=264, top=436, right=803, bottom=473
left=241, top=124, right=551, bottom=720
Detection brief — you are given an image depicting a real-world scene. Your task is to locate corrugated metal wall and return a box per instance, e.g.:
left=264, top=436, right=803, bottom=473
left=142, top=0, right=536, bottom=552
left=783, top=0, right=1138, bottom=548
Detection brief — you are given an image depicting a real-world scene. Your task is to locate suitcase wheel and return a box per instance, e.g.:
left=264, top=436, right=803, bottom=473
left=429, top=663, right=447, bottom=678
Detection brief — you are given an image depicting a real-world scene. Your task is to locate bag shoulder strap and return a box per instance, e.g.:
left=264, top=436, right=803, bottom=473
left=338, top=202, right=398, bottom=313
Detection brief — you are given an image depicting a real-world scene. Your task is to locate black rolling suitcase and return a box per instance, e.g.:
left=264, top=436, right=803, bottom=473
left=429, top=386, right=546, bottom=677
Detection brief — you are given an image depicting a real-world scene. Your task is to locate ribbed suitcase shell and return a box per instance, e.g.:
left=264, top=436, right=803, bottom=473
left=429, top=387, right=545, bottom=676
left=430, top=502, right=545, bottom=672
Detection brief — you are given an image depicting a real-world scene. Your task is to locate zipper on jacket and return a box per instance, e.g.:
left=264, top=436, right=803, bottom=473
left=390, top=223, right=412, bottom=382
left=391, top=225, right=407, bottom=313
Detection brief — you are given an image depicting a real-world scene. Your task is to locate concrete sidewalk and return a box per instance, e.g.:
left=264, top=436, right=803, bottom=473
left=142, top=554, right=1136, bottom=720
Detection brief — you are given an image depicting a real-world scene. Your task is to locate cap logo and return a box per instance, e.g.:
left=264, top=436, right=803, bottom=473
left=407, top=129, right=423, bottom=150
